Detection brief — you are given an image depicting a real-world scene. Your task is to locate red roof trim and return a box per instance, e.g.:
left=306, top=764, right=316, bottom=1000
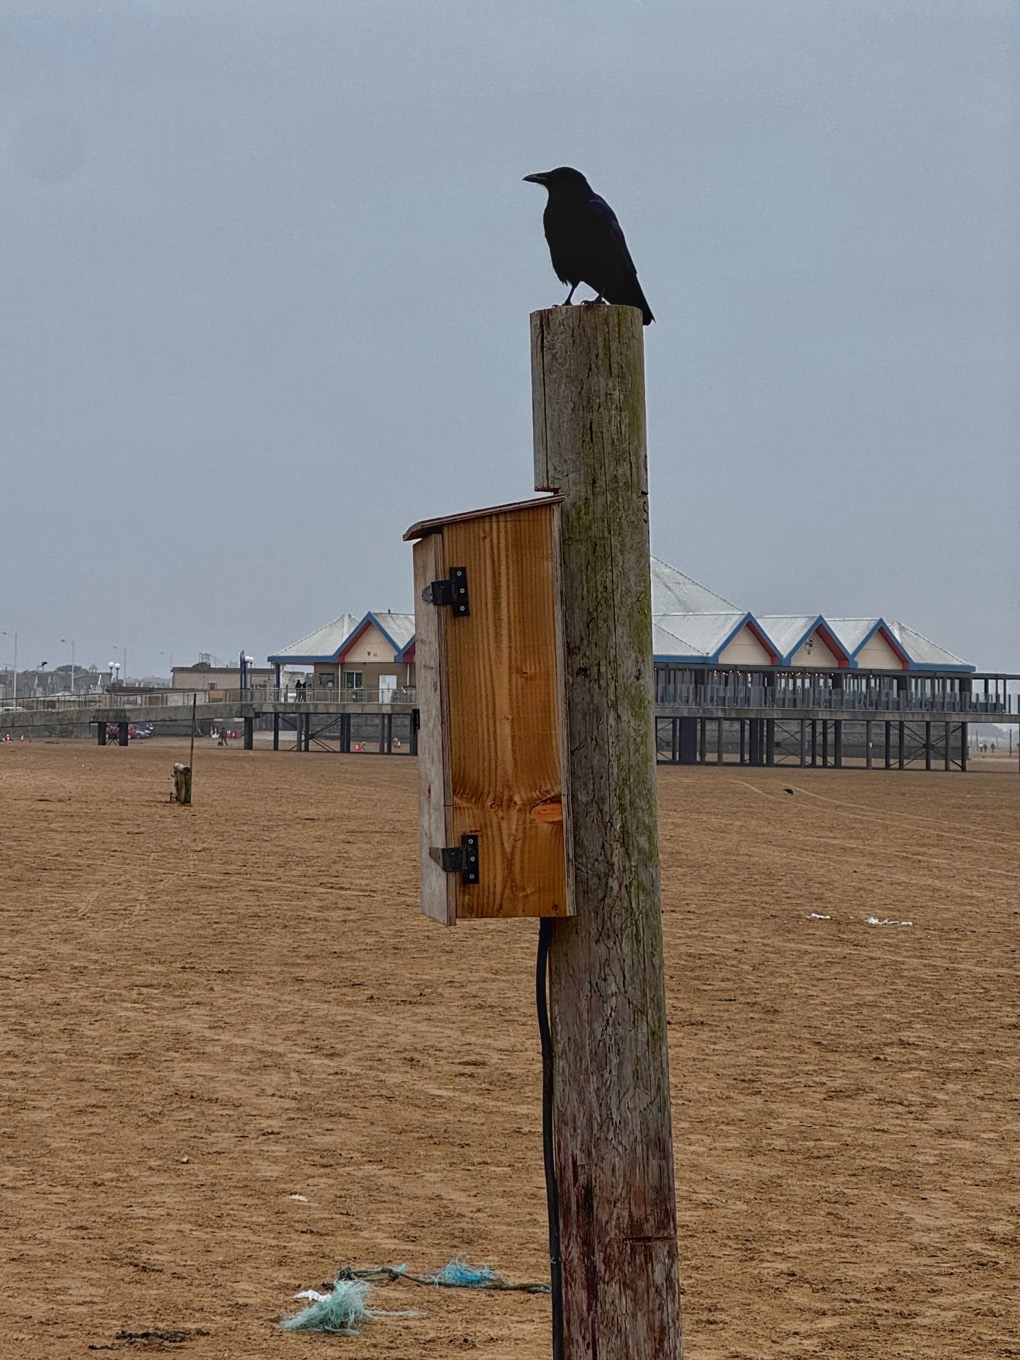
left=744, top=618, right=779, bottom=666
left=336, top=617, right=373, bottom=662
left=814, top=622, right=850, bottom=668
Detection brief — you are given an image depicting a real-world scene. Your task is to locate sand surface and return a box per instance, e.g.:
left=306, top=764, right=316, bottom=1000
left=1, top=741, right=1017, bottom=1359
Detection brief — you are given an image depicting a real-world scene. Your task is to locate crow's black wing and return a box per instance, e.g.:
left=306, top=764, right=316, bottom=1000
left=542, top=189, right=653, bottom=324
left=586, top=194, right=654, bottom=324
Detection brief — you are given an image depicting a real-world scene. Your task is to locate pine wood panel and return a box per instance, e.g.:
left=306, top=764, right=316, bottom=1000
left=441, top=502, right=569, bottom=918
left=411, top=531, right=457, bottom=925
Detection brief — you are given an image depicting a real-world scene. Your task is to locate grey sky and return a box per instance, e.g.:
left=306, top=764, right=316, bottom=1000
left=2, top=1, right=1016, bottom=679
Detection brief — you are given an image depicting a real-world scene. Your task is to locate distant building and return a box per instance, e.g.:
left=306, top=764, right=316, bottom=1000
left=268, top=611, right=415, bottom=697
left=648, top=557, right=971, bottom=674
left=172, top=656, right=274, bottom=694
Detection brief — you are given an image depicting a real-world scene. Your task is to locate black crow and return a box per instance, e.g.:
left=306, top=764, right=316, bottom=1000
left=523, top=166, right=653, bottom=325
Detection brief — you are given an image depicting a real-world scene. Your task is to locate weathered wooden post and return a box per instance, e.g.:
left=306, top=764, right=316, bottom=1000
left=171, top=762, right=192, bottom=804
left=531, top=304, right=682, bottom=1360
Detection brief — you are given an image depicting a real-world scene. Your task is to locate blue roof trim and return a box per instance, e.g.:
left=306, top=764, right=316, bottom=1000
left=776, top=615, right=833, bottom=666
left=711, top=612, right=780, bottom=665
left=267, top=620, right=362, bottom=666
left=845, top=617, right=907, bottom=670
left=654, top=613, right=780, bottom=665
left=907, top=662, right=975, bottom=673
left=361, top=611, right=402, bottom=656
left=337, top=611, right=407, bottom=662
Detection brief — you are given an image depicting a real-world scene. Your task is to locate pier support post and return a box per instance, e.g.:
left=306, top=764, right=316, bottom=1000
left=243, top=716, right=254, bottom=750
left=118, top=722, right=129, bottom=747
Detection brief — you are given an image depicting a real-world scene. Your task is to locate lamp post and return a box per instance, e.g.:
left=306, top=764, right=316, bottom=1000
left=60, top=638, right=76, bottom=695
left=1, top=631, right=16, bottom=704
left=239, top=652, right=255, bottom=693
left=109, top=661, right=120, bottom=689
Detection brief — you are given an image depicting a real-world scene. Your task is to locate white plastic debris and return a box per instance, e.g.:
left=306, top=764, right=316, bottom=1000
left=289, top=1193, right=309, bottom=1202
left=865, top=917, right=912, bottom=927
left=807, top=913, right=831, bottom=920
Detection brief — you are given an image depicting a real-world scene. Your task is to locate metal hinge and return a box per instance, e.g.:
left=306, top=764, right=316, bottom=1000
left=422, top=566, right=469, bottom=616
left=429, top=833, right=480, bottom=884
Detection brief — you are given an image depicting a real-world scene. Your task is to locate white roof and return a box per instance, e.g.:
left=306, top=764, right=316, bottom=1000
left=754, top=615, right=820, bottom=655
left=650, top=558, right=738, bottom=614
left=825, top=617, right=881, bottom=653
left=654, top=612, right=747, bottom=657
left=270, top=614, right=359, bottom=662
left=888, top=621, right=969, bottom=668
left=368, top=612, right=415, bottom=652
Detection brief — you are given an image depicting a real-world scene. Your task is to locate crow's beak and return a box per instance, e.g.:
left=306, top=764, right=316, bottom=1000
left=523, top=173, right=546, bottom=185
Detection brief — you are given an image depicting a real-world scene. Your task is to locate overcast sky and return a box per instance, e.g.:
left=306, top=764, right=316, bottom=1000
left=2, top=1, right=1016, bottom=679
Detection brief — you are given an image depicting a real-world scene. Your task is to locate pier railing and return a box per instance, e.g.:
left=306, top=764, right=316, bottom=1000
left=2, top=686, right=420, bottom=711
left=3, top=682, right=1012, bottom=717
left=654, top=681, right=1013, bottom=715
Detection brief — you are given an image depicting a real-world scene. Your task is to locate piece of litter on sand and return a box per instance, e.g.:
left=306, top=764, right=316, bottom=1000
left=336, top=1261, right=551, bottom=1295
left=282, top=1278, right=372, bottom=1335
left=288, top=1193, right=309, bottom=1202
left=429, top=1259, right=504, bottom=1288
left=807, top=913, right=831, bottom=920
left=281, top=1276, right=424, bottom=1336
left=866, top=916, right=912, bottom=927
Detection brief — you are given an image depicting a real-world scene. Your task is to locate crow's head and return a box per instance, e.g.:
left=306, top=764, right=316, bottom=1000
left=523, top=167, right=592, bottom=197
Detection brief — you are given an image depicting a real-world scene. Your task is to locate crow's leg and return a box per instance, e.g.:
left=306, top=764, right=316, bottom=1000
left=562, top=284, right=578, bottom=306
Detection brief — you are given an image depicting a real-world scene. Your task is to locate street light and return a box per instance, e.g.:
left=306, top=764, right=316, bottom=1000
left=239, top=652, right=255, bottom=691
left=109, top=661, right=120, bottom=688
left=1, top=631, right=16, bottom=705
left=60, top=638, right=76, bottom=695
left=112, top=645, right=127, bottom=684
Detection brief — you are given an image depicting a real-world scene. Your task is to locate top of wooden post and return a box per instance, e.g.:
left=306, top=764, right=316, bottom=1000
left=530, top=303, right=646, bottom=496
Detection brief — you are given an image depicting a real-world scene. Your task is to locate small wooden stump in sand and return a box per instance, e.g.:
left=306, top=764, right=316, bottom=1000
left=171, top=763, right=192, bottom=805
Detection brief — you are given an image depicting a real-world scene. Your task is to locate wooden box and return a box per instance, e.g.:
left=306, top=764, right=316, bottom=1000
left=404, top=497, right=572, bottom=924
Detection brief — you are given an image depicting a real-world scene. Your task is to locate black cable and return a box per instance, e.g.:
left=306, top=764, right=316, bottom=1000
left=537, top=916, right=565, bottom=1360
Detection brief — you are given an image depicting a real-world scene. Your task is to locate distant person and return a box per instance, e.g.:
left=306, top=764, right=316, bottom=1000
left=218, top=726, right=228, bottom=746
